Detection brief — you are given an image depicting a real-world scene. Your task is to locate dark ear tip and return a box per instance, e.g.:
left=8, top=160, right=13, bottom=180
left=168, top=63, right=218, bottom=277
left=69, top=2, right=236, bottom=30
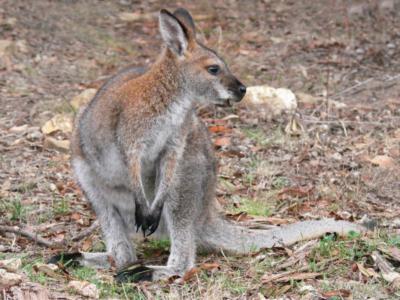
left=160, top=9, right=172, bottom=16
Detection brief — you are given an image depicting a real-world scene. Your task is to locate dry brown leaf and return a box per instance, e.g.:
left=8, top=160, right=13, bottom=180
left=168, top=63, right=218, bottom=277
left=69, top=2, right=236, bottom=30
left=261, top=271, right=320, bottom=284
left=225, top=211, right=253, bottom=222
left=70, top=212, right=82, bottom=221
left=0, top=258, right=22, bottom=272
left=296, top=92, right=346, bottom=109
left=44, top=137, right=70, bottom=153
left=356, top=262, right=378, bottom=278
left=372, top=251, right=400, bottom=288
left=9, top=282, right=51, bottom=300
left=369, top=155, right=395, bottom=169
left=82, top=238, right=93, bottom=251
left=321, top=289, right=351, bottom=298
left=180, top=267, right=200, bottom=283
left=276, top=272, right=320, bottom=282
left=214, top=137, right=231, bottom=147
left=278, top=186, right=314, bottom=200
left=34, top=263, right=65, bottom=280
left=68, top=280, right=99, bottom=299
left=200, top=263, right=220, bottom=271
left=208, top=125, right=230, bottom=133
left=0, top=268, right=23, bottom=286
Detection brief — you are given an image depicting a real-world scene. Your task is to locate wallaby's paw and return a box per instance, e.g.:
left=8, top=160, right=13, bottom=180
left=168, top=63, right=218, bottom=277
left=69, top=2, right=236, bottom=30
left=145, top=206, right=163, bottom=236
left=47, top=252, right=82, bottom=267
left=135, top=204, right=163, bottom=237
left=115, top=265, right=153, bottom=282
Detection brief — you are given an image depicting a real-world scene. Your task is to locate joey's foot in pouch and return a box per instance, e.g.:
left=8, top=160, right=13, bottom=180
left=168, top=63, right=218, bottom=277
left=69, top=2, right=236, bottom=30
left=48, top=252, right=82, bottom=267
left=135, top=204, right=163, bottom=237
left=115, top=265, right=153, bottom=282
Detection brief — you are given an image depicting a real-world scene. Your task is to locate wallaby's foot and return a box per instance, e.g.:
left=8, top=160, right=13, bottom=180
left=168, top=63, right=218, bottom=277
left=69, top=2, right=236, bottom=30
left=47, top=252, right=112, bottom=269
left=48, top=252, right=82, bottom=267
left=115, top=265, right=154, bottom=282
left=135, top=204, right=163, bottom=237
left=115, top=265, right=182, bottom=282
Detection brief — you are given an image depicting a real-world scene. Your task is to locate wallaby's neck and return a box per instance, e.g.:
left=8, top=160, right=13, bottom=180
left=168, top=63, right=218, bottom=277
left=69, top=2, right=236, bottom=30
left=148, top=49, right=187, bottom=101
left=143, top=48, right=193, bottom=122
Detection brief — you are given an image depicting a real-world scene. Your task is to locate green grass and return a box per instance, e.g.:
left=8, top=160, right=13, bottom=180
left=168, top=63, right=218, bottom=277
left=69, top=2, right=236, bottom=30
left=22, top=257, right=50, bottom=286
left=145, top=238, right=171, bottom=251
left=0, top=196, right=29, bottom=222
left=230, top=196, right=271, bottom=217
left=53, top=195, right=71, bottom=215
left=68, top=265, right=146, bottom=299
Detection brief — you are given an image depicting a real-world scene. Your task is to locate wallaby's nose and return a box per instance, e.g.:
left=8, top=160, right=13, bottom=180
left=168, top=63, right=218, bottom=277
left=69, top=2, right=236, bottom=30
left=239, top=85, right=246, bottom=95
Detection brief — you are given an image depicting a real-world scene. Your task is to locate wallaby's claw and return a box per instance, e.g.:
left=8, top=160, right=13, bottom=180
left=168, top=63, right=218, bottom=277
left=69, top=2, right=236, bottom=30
left=47, top=252, right=82, bottom=267
left=135, top=204, right=163, bottom=237
left=115, top=265, right=153, bottom=282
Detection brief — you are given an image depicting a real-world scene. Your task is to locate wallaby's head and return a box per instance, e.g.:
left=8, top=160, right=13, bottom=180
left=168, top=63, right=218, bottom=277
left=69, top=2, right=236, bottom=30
left=159, top=8, right=246, bottom=105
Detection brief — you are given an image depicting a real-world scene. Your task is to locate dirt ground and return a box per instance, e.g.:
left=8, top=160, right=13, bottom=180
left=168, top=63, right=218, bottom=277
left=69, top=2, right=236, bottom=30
left=1, top=0, right=400, bottom=299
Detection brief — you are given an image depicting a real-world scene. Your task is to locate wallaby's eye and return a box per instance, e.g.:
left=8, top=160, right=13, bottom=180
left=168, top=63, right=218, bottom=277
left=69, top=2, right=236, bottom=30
left=207, top=65, right=220, bottom=76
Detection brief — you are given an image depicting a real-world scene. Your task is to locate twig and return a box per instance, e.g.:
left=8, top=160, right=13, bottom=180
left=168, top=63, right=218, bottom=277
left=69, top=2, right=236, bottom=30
left=71, top=220, right=100, bottom=242
left=333, top=78, right=374, bottom=98
left=0, top=225, right=63, bottom=248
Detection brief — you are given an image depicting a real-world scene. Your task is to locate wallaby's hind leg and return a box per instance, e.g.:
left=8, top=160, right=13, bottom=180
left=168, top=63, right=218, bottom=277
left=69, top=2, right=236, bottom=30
left=69, top=158, right=138, bottom=270
left=118, top=154, right=207, bottom=281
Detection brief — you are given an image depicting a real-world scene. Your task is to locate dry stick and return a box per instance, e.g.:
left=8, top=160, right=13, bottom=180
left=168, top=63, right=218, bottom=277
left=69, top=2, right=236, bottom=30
left=71, top=220, right=100, bottom=242
left=0, top=225, right=63, bottom=248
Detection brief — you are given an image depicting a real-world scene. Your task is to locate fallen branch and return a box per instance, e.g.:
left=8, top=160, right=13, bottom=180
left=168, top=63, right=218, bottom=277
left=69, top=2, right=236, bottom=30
left=0, top=225, right=63, bottom=248
left=372, top=251, right=400, bottom=289
left=71, top=220, right=100, bottom=242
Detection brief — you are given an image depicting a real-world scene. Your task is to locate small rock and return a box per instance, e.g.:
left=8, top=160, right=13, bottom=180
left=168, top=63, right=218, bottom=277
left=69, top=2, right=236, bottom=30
left=68, top=280, right=99, bottom=299
left=0, top=268, right=23, bottom=286
left=240, top=85, right=297, bottom=119
left=27, top=130, right=43, bottom=141
left=0, top=258, right=22, bottom=272
left=70, top=88, right=97, bottom=110
left=44, top=137, right=70, bottom=153
left=41, top=114, right=73, bottom=134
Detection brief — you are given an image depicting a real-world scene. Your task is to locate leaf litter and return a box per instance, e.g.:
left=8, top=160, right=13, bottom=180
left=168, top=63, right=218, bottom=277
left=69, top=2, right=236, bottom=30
left=1, top=0, right=400, bottom=299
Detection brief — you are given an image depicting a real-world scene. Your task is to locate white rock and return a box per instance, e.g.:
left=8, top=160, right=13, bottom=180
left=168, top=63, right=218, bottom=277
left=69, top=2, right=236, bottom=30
left=41, top=114, right=73, bottom=134
left=241, top=85, right=297, bottom=119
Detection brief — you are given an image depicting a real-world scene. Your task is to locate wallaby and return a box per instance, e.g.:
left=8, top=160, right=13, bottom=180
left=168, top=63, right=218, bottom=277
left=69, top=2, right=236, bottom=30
left=55, top=8, right=365, bottom=281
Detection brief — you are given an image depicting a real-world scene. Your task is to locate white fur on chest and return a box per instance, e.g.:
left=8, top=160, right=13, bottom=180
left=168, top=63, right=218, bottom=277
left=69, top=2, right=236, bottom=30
left=145, top=95, right=192, bottom=161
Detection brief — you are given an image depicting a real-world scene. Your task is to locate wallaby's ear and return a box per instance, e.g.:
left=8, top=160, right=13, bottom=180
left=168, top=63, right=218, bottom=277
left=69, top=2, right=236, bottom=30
left=159, top=9, right=189, bottom=56
left=173, top=8, right=196, bottom=39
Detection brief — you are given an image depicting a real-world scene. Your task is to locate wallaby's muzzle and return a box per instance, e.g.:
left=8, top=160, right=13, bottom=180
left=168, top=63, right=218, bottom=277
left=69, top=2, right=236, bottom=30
left=228, top=78, right=247, bottom=103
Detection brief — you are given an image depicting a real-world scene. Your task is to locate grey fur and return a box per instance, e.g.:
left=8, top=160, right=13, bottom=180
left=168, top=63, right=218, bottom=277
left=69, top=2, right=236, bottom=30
left=69, top=8, right=365, bottom=280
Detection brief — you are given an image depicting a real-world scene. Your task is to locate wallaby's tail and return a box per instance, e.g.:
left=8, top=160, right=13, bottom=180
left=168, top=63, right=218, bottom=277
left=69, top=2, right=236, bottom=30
left=197, top=216, right=365, bottom=254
